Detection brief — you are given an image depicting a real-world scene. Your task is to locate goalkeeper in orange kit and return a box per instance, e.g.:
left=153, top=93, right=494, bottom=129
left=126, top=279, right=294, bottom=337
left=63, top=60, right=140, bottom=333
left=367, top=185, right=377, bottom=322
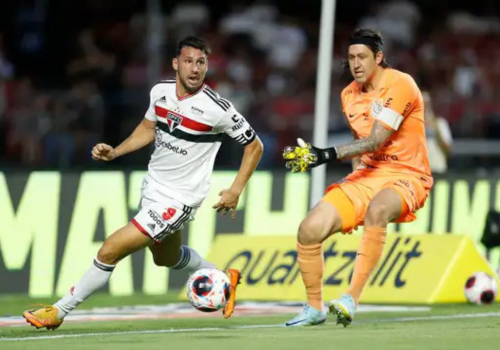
left=283, top=28, right=433, bottom=327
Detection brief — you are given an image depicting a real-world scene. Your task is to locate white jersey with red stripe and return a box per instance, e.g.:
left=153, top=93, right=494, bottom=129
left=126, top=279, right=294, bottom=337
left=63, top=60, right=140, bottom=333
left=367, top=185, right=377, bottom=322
left=143, top=79, right=256, bottom=208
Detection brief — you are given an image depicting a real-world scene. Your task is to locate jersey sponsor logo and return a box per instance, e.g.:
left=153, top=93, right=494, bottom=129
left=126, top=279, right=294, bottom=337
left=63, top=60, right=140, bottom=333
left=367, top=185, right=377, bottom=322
left=154, top=130, right=188, bottom=155
left=191, top=106, right=204, bottom=116
left=148, top=209, right=166, bottom=229
left=167, top=112, right=183, bottom=132
left=368, top=154, right=399, bottom=162
left=156, top=139, right=188, bottom=155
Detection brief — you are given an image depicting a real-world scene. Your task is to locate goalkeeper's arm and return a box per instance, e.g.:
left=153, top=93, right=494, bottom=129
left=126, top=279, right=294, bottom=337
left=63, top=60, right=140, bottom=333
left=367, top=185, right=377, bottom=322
left=310, top=120, right=394, bottom=164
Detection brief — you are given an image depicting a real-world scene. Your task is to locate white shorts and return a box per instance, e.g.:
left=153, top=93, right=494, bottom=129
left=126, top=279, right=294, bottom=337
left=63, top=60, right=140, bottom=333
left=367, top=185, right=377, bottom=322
left=131, top=176, right=196, bottom=243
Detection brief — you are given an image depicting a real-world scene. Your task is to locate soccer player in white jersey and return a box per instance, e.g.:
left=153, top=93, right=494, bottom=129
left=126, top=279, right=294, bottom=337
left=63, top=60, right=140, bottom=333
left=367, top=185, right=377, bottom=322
left=22, top=36, right=264, bottom=330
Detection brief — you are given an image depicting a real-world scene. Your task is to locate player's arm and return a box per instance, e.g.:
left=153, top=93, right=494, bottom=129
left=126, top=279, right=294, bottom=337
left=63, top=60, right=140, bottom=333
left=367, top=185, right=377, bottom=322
left=283, top=121, right=393, bottom=172
left=212, top=110, right=263, bottom=218
left=228, top=137, right=264, bottom=195
left=92, top=85, right=160, bottom=161
left=115, top=118, right=157, bottom=157
left=336, top=80, right=415, bottom=160
left=335, top=121, right=394, bottom=159
left=213, top=137, right=263, bottom=218
left=348, top=125, right=361, bottom=171
left=352, top=157, right=361, bottom=171
left=92, top=119, right=156, bottom=161
left=284, top=78, right=416, bottom=172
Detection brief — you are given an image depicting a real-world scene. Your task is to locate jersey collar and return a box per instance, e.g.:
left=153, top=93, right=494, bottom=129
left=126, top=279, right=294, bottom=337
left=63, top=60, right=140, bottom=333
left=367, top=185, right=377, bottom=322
left=176, top=83, right=206, bottom=101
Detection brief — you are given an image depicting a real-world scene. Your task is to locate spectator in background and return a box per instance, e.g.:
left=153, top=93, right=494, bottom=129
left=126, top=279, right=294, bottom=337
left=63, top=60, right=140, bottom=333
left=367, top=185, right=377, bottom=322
left=423, top=91, right=453, bottom=174
left=66, top=29, right=116, bottom=84
left=169, top=1, right=210, bottom=40
left=0, top=32, right=14, bottom=162
left=43, top=79, right=104, bottom=167
left=3, top=0, right=500, bottom=169
left=5, top=77, right=50, bottom=166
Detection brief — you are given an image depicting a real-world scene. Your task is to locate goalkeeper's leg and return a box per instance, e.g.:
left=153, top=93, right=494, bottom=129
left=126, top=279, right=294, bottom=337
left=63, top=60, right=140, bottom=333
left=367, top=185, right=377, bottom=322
left=285, top=189, right=354, bottom=327
left=328, top=187, right=403, bottom=327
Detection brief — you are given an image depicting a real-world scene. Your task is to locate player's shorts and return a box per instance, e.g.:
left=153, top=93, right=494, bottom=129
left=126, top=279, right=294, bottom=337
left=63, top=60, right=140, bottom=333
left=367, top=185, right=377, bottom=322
left=131, top=176, right=196, bottom=243
left=323, top=168, right=432, bottom=233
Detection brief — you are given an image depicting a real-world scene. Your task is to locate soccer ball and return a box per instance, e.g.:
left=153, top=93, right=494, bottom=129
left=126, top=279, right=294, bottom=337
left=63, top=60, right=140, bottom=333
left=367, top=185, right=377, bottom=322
left=186, top=268, right=231, bottom=312
left=464, top=272, right=498, bottom=305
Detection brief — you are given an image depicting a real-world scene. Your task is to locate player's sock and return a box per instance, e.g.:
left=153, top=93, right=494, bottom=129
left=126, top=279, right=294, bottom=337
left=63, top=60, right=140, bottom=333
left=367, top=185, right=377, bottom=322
left=297, top=242, right=324, bottom=311
left=53, top=258, right=115, bottom=319
left=171, top=245, right=215, bottom=272
left=347, top=226, right=387, bottom=303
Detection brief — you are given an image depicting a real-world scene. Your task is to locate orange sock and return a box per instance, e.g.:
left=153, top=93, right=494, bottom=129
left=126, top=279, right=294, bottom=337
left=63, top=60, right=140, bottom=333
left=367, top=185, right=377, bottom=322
left=297, top=242, right=324, bottom=311
left=347, top=226, right=387, bottom=303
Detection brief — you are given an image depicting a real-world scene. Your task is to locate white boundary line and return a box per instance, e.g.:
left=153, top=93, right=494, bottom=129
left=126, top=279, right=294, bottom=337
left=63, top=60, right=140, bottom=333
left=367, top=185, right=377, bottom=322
left=1, top=312, right=500, bottom=342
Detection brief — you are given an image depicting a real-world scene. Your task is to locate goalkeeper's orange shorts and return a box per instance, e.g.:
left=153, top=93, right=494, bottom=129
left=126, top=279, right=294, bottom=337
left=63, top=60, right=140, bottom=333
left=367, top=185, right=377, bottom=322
left=322, top=168, right=432, bottom=233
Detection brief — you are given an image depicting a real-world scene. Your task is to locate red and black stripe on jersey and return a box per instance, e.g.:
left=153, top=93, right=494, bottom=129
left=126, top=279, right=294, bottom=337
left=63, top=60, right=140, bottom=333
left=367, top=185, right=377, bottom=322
left=155, top=105, right=225, bottom=143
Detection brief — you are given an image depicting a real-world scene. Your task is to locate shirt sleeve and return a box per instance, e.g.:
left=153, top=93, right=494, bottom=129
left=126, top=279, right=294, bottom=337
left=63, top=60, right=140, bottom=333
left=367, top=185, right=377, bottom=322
left=145, top=85, right=162, bottom=121
left=371, top=76, right=419, bottom=131
left=216, top=105, right=257, bottom=146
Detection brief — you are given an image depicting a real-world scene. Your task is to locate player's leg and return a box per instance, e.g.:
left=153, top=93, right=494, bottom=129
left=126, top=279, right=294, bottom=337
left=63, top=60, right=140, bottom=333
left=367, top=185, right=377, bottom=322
left=22, top=222, right=152, bottom=330
left=149, top=231, right=241, bottom=319
left=149, top=230, right=215, bottom=271
left=348, top=187, right=403, bottom=301
left=329, top=187, right=403, bottom=327
left=285, top=187, right=356, bottom=327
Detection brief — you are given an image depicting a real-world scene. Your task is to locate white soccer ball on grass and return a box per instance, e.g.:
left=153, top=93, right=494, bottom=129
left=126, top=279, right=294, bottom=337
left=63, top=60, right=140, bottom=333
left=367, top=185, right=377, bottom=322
left=186, top=268, right=231, bottom=312
left=464, top=272, right=498, bottom=305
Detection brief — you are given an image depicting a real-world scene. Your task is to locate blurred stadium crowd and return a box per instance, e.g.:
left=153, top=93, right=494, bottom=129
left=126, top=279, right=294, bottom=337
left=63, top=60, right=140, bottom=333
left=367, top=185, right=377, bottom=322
left=0, top=0, right=499, bottom=169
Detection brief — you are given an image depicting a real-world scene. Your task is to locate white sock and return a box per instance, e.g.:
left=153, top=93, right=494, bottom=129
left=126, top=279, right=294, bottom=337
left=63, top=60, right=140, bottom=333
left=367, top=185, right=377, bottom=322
left=53, top=258, right=115, bottom=319
left=171, top=245, right=214, bottom=272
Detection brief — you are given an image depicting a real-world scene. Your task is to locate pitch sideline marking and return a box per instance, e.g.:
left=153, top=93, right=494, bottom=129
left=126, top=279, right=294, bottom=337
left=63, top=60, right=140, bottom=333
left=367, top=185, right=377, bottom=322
left=1, top=312, right=500, bottom=342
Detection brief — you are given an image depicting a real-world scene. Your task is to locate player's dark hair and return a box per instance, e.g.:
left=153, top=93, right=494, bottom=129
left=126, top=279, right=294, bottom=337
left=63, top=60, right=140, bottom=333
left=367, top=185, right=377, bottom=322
left=342, top=28, right=390, bottom=70
left=175, top=36, right=211, bottom=57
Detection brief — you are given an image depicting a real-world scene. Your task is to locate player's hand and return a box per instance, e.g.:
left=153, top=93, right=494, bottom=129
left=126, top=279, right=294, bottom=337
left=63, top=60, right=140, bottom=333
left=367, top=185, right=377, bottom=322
left=283, top=138, right=336, bottom=173
left=91, top=143, right=117, bottom=161
left=212, top=188, right=240, bottom=219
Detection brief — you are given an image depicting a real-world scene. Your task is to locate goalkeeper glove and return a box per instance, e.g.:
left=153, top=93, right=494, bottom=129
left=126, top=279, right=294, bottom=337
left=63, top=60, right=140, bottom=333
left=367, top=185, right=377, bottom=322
left=282, top=138, right=338, bottom=173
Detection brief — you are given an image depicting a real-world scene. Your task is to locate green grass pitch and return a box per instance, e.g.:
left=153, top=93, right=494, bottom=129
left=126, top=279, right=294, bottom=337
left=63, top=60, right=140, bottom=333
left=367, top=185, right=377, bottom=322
left=1, top=294, right=499, bottom=350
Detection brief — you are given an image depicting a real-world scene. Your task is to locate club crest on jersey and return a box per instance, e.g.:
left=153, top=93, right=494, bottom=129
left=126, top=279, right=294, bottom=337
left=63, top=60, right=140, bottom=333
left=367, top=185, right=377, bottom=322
left=371, top=100, right=383, bottom=115
left=166, top=112, right=183, bottom=132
